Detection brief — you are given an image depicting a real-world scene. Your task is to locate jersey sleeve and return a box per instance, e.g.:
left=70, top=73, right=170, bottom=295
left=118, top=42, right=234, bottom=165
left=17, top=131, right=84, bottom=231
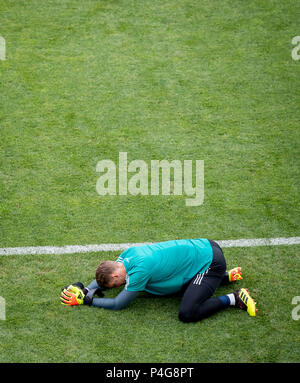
left=92, top=289, right=139, bottom=310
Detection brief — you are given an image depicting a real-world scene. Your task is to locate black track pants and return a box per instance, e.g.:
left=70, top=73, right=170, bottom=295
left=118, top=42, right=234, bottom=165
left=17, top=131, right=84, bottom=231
left=178, top=240, right=229, bottom=323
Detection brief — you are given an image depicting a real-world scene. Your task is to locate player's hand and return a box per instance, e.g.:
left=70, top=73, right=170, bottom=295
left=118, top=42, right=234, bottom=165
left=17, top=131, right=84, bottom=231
left=95, top=288, right=105, bottom=298
left=60, top=285, right=85, bottom=306
left=61, top=281, right=84, bottom=292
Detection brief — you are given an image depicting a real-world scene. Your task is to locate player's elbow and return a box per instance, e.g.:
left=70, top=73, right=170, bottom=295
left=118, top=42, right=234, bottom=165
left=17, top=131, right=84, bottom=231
left=112, top=299, right=129, bottom=310
left=113, top=303, right=126, bottom=310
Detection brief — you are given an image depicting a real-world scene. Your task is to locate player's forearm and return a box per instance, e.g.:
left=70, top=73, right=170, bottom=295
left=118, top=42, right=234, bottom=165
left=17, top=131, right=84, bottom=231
left=92, top=289, right=139, bottom=310
left=86, top=279, right=105, bottom=292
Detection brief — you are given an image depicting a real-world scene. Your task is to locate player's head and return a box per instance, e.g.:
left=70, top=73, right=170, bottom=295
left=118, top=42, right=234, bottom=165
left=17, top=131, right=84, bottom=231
left=96, top=260, right=126, bottom=288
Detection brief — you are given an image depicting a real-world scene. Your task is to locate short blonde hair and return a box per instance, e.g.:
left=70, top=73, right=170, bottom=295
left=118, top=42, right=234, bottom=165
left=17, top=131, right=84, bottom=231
left=95, top=260, right=118, bottom=287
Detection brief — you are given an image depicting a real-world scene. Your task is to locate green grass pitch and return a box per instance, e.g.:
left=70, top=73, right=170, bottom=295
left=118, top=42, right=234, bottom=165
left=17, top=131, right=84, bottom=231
left=0, top=0, right=299, bottom=363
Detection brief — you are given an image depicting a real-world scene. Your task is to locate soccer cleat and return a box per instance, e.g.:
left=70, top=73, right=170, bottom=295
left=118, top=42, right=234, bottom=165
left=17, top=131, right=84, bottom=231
left=228, top=267, right=243, bottom=282
left=234, top=288, right=257, bottom=317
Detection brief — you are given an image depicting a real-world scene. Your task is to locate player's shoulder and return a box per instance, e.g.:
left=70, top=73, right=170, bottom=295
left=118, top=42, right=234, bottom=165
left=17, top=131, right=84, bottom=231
left=116, top=246, right=141, bottom=264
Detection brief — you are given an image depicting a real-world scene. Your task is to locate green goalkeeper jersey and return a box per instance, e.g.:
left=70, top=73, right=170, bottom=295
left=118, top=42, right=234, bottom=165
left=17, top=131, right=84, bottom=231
left=116, top=239, right=213, bottom=295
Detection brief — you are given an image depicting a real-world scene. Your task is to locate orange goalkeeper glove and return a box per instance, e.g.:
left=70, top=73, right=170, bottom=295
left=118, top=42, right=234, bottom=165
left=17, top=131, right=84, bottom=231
left=60, top=284, right=85, bottom=306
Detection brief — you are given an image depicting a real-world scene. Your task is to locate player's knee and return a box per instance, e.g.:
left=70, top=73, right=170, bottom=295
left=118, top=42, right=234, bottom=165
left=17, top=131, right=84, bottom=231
left=178, top=305, right=208, bottom=323
left=178, top=307, right=197, bottom=323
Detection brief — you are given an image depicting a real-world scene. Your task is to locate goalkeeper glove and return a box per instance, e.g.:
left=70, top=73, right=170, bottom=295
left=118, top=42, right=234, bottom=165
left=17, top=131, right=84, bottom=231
left=60, top=282, right=104, bottom=306
left=62, top=282, right=105, bottom=297
left=60, top=284, right=86, bottom=306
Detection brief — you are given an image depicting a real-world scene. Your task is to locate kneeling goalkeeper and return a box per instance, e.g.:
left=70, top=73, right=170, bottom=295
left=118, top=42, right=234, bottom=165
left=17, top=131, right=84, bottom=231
left=60, top=238, right=257, bottom=322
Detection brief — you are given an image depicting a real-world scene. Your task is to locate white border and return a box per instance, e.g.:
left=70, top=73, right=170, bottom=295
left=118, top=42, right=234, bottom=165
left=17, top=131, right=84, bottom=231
left=0, top=237, right=299, bottom=256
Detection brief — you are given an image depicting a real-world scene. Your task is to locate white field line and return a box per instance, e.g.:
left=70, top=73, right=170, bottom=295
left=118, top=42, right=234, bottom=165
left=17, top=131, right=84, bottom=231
left=0, top=237, right=300, bottom=256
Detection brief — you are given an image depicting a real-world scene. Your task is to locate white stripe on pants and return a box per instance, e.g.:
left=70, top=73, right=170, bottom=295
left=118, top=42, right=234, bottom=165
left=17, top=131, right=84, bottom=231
left=193, top=268, right=210, bottom=286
